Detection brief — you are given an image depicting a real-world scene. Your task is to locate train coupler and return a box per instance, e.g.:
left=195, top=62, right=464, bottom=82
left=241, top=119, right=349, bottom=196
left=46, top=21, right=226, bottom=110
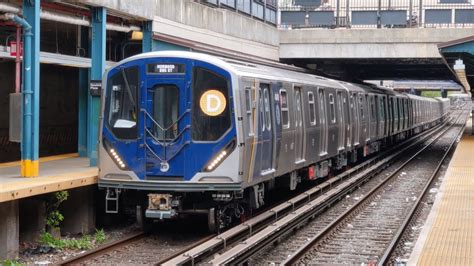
left=145, top=193, right=180, bottom=219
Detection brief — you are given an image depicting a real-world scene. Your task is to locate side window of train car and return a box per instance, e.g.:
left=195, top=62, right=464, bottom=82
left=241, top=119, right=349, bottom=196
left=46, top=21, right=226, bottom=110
left=107, top=66, right=139, bottom=139
left=192, top=67, right=231, bottom=141
left=263, top=85, right=271, bottom=131
left=329, top=93, right=336, bottom=124
left=280, top=89, right=290, bottom=129
left=359, top=94, right=364, bottom=121
left=308, top=91, right=316, bottom=126
left=259, top=89, right=265, bottom=131
left=245, top=87, right=254, bottom=136
left=371, top=96, right=376, bottom=122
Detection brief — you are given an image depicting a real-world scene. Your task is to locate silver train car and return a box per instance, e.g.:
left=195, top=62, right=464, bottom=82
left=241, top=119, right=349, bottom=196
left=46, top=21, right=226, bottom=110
left=98, top=51, right=450, bottom=230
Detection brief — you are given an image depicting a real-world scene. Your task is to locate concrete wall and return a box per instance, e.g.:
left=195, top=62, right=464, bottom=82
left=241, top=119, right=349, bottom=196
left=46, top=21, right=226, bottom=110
left=153, top=0, right=280, bottom=60
left=280, top=28, right=474, bottom=59
left=77, top=0, right=155, bottom=20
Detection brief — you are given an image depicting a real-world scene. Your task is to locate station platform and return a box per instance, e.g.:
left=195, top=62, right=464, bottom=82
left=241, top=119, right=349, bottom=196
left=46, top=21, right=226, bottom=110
left=410, top=116, right=474, bottom=265
left=0, top=153, right=98, bottom=203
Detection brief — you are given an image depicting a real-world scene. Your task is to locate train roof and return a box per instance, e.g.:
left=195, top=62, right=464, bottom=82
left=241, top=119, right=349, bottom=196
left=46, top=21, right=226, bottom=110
left=113, top=52, right=443, bottom=102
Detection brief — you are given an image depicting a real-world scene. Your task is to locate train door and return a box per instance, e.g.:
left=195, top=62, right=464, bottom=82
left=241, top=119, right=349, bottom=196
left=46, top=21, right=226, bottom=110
left=343, top=92, right=351, bottom=148
left=294, top=87, right=305, bottom=163
left=319, top=88, right=328, bottom=155
left=351, top=93, right=359, bottom=146
left=259, top=83, right=274, bottom=174
left=337, top=91, right=345, bottom=150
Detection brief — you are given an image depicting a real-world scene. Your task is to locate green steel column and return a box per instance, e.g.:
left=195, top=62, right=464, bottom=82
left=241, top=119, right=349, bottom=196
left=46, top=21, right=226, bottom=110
left=22, top=0, right=40, bottom=177
left=142, top=21, right=153, bottom=53
left=88, top=7, right=106, bottom=166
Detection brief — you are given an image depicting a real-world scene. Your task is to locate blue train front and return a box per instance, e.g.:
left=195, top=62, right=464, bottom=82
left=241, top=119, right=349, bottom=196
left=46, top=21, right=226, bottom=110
left=99, top=51, right=241, bottom=229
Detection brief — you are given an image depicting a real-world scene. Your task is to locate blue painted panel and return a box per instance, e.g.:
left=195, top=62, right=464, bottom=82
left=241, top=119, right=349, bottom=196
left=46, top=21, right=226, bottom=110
left=455, top=9, right=474, bottom=23
left=425, top=9, right=452, bottom=24
left=381, top=10, right=407, bottom=25
left=308, top=11, right=334, bottom=26
left=352, top=11, right=378, bottom=25
left=281, top=11, right=306, bottom=25
left=103, top=57, right=237, bottom=181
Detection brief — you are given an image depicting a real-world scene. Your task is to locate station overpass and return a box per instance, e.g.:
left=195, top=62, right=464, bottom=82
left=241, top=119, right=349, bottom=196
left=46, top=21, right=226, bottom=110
left=279, top=27, right=474, bottom=81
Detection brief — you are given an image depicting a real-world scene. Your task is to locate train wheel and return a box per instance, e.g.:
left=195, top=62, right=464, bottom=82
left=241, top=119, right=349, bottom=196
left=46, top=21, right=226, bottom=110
left=208, top=207, right=217, bottom=233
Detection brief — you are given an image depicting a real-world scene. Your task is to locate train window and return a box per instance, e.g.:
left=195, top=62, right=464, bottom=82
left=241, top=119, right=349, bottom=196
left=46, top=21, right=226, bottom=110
left=308, top=91, right=316, bottom=125
left=280, top=89, right=290, bottom=129
left=359, top=95, right=364, bottom=120
left=263, top=85, right=271, bottom=131
left=245, top=87, right=254, bottom=136
left=329, top=93, right=336, bottom=124
left=370, top=96, right=376, bottom=121
left=153, top=85, right=179, bottom=140
left=106, top=66, right=139, bottom=139
left=192, top=67, right=231, bottom=141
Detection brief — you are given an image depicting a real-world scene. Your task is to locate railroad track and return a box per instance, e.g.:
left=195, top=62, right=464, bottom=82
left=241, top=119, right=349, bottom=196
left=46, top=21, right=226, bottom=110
left=159, top=113, right=459, bottom=265
left=280, top=109, right=468, bottom=265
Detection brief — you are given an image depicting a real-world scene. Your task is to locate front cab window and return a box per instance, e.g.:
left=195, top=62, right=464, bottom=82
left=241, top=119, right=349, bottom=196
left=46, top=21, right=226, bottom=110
left=192, top=67, right=231, bottom=141
left=106, top=66, right=139, bottom=139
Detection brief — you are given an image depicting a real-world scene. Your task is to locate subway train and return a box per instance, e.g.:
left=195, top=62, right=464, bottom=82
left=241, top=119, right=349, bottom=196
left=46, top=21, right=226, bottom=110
left=98, top=51, right=450, bottom=230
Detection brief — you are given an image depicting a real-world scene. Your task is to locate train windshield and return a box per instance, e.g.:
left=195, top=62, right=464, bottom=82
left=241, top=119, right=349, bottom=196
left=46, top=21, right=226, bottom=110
left=153, top=85, right=179, bottom=140
left=192, top=67, right=231, bottom=141
left=106, top=66, right=139, bottom=139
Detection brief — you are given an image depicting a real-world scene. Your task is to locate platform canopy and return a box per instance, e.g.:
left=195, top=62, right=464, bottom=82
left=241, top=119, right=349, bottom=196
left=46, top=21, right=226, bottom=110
left=438, top=36, right=474, bottom=96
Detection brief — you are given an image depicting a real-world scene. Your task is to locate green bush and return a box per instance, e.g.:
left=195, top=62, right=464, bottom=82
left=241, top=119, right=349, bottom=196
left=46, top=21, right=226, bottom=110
left=39, top=229, right=107, bottom=251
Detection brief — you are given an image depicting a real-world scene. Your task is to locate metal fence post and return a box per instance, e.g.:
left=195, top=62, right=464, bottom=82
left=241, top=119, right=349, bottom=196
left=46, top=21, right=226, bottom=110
left=409, top=0, right=413, bottom=27
left=377, top=0, right=381, bottom=28
left=419, top=0, right=423, bottom=27
left=336, top=0, right=340, bottom=27
left=346, top=0, right=350, bottom=28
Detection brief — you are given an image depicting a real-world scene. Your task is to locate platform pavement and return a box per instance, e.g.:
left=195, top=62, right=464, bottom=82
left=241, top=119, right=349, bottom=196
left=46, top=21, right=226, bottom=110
left=0, top=154, right=98, bottom=203
left=409, top=115, right=474, bottom=265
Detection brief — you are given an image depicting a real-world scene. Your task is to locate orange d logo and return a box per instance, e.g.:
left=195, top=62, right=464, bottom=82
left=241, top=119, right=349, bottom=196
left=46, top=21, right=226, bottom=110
left=200, top=90, right=226, bottom=116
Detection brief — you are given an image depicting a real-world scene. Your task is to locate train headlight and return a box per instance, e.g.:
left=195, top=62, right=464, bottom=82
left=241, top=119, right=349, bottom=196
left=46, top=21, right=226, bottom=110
left=103, top=139, right=129, bottom=170
left=204, top=139, right=236, bottom=172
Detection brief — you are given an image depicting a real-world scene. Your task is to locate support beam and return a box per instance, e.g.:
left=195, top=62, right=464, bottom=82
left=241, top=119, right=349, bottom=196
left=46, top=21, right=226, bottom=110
left=21, top=0, right=40, bottom=177
left=78, top=26, right=89, bottom=157
left=0, top=201, right=19, bottom=260
left=88, top=7, right=106, bottom=166
left=60, top=186, right=96, bottom=234
left=142, top=20, right=153, bottom=53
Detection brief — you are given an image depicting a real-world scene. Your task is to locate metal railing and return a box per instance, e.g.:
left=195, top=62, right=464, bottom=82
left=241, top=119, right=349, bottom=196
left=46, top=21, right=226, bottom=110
left=195, top=0, right=278, bottom=25
left=279, top=0, right=474, bottom=29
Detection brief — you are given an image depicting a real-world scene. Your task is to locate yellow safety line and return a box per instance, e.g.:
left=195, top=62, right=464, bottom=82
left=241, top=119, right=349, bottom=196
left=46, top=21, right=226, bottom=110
left=0, top=153, right=79, bottom=169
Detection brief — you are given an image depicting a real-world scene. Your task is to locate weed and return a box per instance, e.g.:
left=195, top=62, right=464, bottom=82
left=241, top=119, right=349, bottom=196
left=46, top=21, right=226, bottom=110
left=39, top=229, right=107, bottom=251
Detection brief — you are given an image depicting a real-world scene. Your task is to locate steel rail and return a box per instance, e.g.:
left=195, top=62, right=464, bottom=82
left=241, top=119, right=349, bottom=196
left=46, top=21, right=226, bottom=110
left=60, top=231, right=146, bottom=265
left=161, top=121, right=440, bottom=265
left=377, top=111, right=468, bottom=265
left=188, top=119, right=452, bottom=265
left=281, top=110, right=466, bottom=265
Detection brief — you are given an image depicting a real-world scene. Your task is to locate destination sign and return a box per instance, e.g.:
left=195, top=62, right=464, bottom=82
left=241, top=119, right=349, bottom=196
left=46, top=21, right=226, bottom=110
left=147, top=63, right=185, bottom=74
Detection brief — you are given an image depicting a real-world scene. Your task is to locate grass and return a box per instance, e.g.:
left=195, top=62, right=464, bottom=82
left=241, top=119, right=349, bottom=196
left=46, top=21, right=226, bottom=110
left=1, top=260, right=24, bottom=266
left=39, top=229, right=107, bottom=251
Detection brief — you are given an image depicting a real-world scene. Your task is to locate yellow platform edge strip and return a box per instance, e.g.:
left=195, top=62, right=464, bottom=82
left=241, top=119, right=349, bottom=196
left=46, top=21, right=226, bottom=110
left=0, top=153, right=79, bottom=169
